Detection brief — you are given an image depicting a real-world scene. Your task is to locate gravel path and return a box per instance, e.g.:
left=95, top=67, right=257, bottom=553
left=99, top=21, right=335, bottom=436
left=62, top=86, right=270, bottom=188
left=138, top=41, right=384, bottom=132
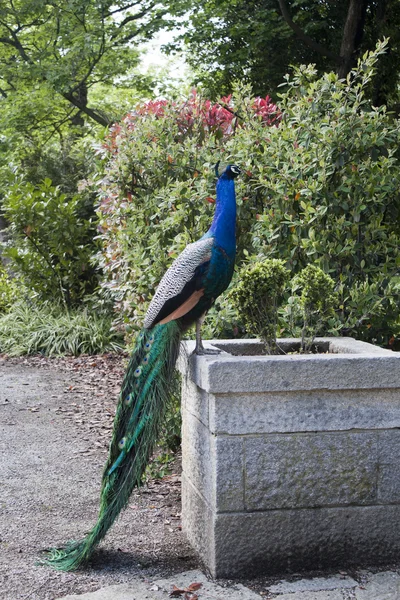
left=4, top=355, right=400, bottom=600
left=0, top=355, right=197, bottom=600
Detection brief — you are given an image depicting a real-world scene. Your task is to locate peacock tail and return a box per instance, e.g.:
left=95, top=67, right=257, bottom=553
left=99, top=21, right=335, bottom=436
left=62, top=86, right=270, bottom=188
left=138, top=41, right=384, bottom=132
left=44, top=320, right=182, bottom=571
left=44, top=164, right=240, bottom=572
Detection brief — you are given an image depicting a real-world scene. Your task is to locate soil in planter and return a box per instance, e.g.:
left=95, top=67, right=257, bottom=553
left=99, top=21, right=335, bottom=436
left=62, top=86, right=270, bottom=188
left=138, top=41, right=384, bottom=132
left=213, top=340, right=331, bottom=356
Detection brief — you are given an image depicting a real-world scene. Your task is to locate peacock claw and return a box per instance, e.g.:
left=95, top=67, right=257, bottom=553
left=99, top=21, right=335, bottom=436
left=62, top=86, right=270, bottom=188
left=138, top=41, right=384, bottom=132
left=194, top=345, right=221, bottom=356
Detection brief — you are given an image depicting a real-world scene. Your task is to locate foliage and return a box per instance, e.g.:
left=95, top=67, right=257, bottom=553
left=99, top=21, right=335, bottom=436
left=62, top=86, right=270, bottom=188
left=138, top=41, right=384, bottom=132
left=0, top=0, right=167, bottom=129
left=2, top=177, right=99, bottom=307
left=229, top=259, right=290, bottom=354
left=250, top=40, right=400, bottom=345
left=95, top=87, right=279, bottom=332
left=0, top=0, right=164, bottom=248
left=168, top=0, right=400, bottom=111
left=96, top=42, right=400, bottom=346
left=0, top=265, right=18, bottom=313
left=0, top=302, right=124, bottom=356
left=290, top=265, right=338, bottom=352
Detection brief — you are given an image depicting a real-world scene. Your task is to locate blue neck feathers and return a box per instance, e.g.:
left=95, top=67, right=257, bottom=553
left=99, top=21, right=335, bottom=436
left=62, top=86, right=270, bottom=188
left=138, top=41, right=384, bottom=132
left=208, top=174, right=237, bottom=256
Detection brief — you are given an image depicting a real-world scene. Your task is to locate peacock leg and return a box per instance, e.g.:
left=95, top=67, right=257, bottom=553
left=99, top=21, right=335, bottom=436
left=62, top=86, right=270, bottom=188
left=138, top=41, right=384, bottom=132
left=194, top=316, right=221, bottom=355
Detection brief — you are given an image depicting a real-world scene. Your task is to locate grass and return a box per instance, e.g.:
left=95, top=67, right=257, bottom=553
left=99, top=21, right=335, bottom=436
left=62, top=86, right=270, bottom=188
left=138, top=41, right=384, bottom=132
left=0, top=302, right=125, bottom=356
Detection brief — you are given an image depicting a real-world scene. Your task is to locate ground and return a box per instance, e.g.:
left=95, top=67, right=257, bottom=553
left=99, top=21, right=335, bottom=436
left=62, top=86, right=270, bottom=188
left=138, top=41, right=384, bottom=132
left=2, top=354, right=400, bottom=600
left=0, top=354, right=197, bottom=600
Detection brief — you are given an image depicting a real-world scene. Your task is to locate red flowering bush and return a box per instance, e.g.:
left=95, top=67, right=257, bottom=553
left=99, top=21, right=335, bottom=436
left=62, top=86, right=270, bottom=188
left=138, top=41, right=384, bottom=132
left=104, top=89, right=279, bottom=153
left=97, top=46, right=400, bottom=345
left=96, top=86, right=279, bottom=331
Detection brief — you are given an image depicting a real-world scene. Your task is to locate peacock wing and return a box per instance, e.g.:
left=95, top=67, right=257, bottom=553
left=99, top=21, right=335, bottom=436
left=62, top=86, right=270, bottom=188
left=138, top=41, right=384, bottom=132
left=143, top=237, right=214, bottom=329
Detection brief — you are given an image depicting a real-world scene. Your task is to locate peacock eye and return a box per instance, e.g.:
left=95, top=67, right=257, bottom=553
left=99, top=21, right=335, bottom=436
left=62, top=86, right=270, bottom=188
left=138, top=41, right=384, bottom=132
left=118, top=437, right=127, bottom=450
left=134, top=366, right=142, bottom=378
left=124, top=394, right=133, bottom=406
left=142, top=354, right=150, bottom=365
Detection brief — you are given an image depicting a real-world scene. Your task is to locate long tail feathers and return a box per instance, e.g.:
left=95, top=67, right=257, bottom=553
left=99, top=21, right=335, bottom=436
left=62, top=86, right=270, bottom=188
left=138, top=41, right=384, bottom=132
left=44, top=321, right=183, bottom=571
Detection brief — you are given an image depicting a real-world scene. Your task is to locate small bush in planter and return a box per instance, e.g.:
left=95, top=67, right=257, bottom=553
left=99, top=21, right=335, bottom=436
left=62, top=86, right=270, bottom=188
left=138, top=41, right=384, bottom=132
left=290, top=265, right=338, bottom=352
left=230, top=260, right=339, bottom=354
left=229, top=259, right=290, bottom=354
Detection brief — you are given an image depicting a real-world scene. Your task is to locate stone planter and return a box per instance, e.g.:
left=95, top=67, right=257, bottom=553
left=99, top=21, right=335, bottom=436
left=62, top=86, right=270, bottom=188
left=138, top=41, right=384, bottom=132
left=179, top=337, right=400, bottom=577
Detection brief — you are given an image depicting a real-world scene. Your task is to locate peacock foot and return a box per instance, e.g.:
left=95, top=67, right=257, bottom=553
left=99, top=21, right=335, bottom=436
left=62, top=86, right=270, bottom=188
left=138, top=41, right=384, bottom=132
left=194, top=345, right=221, bottom=356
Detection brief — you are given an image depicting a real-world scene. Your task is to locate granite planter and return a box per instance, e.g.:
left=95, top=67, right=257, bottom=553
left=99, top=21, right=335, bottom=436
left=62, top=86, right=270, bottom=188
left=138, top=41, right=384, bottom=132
left=179, top=337, right=400, bottom=577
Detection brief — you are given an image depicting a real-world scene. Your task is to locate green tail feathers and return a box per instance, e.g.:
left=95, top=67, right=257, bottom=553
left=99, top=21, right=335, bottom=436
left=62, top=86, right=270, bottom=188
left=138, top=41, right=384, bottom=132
left=44, top=321, right=183, bottom=571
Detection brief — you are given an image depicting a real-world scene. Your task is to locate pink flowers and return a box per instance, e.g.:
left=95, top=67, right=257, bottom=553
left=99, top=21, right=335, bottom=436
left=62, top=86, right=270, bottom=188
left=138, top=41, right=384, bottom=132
left=252, top=95, right=281, bottom=124
left=105, top=89, right=279, bottom=152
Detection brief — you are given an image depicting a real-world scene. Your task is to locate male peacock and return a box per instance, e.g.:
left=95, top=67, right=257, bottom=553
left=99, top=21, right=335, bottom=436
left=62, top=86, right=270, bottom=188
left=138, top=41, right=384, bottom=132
left=45, top=163, right=240, bottom=571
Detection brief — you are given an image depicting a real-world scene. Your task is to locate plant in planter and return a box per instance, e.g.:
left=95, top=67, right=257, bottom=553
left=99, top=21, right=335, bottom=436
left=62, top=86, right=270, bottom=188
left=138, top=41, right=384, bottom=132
left=180, top=265, right=400, bottom=578
left=229, top=258, right=290, bottom=354
left=229, top=260, right=338, bottom=354
left=290, top=265, right=338, bottom=353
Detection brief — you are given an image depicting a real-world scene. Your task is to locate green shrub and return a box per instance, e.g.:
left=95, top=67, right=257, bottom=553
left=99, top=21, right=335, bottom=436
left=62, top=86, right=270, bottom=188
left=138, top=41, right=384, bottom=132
left=96, top=40, right=400, bottom=346
left=0, top=265, right=18, bottom=313
left=0, top=302, right=124, bottom=356
left=290, top=265, right=338, bottom=352
left=250, top=40, right=400, bottom=345
left=2, top=177, right=99, bottom=307
left=95, top=90, right=279, bottom=332
left=229, top=259, right=290, bottom=353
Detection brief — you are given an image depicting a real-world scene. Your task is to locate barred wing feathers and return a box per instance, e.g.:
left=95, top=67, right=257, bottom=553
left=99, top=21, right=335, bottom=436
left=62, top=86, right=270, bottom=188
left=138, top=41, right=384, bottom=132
left=144, top=237, right=214, bottom=329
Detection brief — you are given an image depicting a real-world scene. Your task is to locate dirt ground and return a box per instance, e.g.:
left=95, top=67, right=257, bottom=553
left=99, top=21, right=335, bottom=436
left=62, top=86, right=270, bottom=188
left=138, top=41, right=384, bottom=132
left=0, top=354, right=198, bottom=600
left=4, top=354, right=400, bottom=600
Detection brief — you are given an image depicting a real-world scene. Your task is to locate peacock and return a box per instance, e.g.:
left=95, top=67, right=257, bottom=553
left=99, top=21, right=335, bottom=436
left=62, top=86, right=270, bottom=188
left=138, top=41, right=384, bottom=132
left=45, top=163, right=240, bottom=571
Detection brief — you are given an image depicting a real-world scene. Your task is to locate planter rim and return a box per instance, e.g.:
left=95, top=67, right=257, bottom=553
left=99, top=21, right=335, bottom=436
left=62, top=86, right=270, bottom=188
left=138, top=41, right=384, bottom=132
left=180, top=337, right=400, bottom=393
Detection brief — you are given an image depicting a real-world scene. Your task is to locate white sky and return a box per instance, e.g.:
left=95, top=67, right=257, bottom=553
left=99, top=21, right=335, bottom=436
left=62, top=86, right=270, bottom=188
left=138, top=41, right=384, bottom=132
left=139, top=29, right=189, bottom=87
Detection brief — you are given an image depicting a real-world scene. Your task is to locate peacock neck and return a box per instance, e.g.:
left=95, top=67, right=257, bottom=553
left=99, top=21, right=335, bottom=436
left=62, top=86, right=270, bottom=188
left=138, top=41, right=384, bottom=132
left=208, top=176, right=237, bottom=256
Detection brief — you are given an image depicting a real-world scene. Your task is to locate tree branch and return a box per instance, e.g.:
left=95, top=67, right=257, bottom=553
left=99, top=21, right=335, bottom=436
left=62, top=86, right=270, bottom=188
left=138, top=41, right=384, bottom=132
left=61, top=91, right=111, bottom=127
left=106, top=1, right=143, bottom=17
left=110, top=3, right=158, bottom=39
left=277, top=0, right=339, bottom=62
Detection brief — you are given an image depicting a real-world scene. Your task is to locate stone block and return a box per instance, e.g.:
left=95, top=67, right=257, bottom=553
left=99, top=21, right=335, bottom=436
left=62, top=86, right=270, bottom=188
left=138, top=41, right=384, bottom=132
left=180, top=337, right=400, bottom=578
left=209, top=389, right=400, bottom=435
left=182, top=375, right=209, bottom=427
left=181, top=408, right=213, bottom=506
left=212, top=505, right=400, bottom=577
left=244, top=432, right=378, bottom=510
left=182, top=408, right=245, bottom=512
left=182, top=338, right=400, bottom=395
left=377, top=430, right=400, bottom=503
left=181, top=472, right=215, bottom=570
left=209, top=388, right=400, bottom=435
left=215, top=436, right=245, bottom=512
left=199, top=354, right=400, bottom=394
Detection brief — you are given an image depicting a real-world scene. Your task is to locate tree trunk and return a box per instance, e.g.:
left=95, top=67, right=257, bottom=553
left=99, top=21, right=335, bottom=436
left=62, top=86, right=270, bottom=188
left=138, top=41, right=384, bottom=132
left=70, top=81, right=88, bottom=128
left=338, top=0, right=368, bottom=79
left=371, top=0, right=390, bottom=106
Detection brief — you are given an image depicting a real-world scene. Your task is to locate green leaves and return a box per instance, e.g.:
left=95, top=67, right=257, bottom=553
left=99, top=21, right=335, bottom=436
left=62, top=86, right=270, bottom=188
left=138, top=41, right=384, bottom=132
left=291, top=265, right=338, bottom=352
left=0, top=301, right=124, bottom=356
left=0, top=0, right=164, bottom=128
left=229, top=259, right=290, bottom=354
left=2, top=177, right=99, bottom=307
left=96, top=44, right=400, bottom=346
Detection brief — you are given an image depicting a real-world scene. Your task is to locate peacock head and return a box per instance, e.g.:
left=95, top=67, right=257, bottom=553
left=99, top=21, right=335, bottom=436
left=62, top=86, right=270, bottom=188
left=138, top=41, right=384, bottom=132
left=215, top=162, right=241, bottom=180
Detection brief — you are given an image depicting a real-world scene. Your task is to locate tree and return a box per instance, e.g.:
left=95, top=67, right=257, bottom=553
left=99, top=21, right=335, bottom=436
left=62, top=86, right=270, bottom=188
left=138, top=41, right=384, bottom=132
left=169, top=0, right=400, bottom=109
left=0, top=0, right=169, bottom=129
